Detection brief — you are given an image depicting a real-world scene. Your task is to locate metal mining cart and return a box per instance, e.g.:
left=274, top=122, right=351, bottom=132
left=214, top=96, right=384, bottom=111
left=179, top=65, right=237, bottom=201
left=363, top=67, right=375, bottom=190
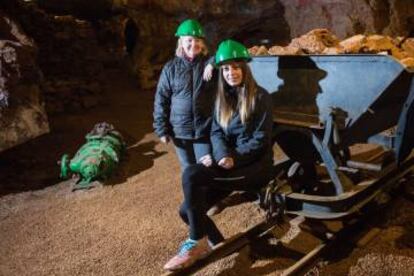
left=163, top=55, right=414, bottom=276
left=249, top=54, right=414, bottom=219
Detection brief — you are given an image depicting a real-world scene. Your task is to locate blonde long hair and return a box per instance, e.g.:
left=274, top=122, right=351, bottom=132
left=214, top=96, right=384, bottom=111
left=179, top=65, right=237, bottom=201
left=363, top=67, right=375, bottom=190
left=175, top=37, right=209, bottom=57
left=216, top=62, right=257, bottom=128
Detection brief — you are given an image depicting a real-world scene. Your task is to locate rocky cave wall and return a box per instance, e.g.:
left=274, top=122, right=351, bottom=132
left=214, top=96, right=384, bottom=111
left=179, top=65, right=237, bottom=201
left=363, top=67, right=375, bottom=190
left=5, top=0, right=414, bottom=96
left=2, top=1, right=126, bottom=114
left=31, top=0, right=414, bottom=89
left=0, top=0, right=125, bottom=152
left=120, top=0, right=414, bottom=88
left=0, top=10, right=49, bottom=152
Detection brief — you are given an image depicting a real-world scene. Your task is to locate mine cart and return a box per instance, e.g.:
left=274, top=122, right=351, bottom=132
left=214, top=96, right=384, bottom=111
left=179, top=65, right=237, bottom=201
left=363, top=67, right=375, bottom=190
left=250, top=55, right=414, bottom=219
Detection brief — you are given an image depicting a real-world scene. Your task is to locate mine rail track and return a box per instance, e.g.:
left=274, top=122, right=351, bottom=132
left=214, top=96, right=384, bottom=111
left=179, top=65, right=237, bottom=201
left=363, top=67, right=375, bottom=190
left=163, top=157, right=414, bottom=276
left=162, top=214, right=359, bottom=276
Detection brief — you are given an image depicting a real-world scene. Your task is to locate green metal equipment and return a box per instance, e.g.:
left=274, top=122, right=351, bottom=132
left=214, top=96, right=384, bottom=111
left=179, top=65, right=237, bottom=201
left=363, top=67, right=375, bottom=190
left=59, top=122, right=126, bottom=190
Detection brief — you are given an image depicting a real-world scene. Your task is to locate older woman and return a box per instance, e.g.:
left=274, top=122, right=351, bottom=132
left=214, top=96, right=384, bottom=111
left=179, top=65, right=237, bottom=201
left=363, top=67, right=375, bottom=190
left=153, top=19, right=215, bottom=170
left=164, top=39, right=273, bottom=271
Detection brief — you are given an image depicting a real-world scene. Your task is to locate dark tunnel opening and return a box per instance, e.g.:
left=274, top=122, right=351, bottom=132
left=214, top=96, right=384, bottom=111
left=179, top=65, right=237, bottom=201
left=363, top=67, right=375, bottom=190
left=231, top=15, right=291, bottom=47
left=124, top=18, right=139, bottom=55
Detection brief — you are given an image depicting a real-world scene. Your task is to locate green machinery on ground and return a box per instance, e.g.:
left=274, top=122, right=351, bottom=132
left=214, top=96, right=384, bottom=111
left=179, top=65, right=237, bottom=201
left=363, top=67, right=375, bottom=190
left=59, top=122, right=126, bottom=190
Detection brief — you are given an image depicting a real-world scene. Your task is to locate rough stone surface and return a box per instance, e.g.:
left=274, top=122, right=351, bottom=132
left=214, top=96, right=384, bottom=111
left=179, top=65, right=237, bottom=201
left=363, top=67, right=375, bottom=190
left=121, top=0, right=414, bottom=88
left=322, top=46, right=345, bottom=55
left=6, top=0, right=414, bottom=90
left=280, top=0, right=414, bottom=39
left=400, top=57, right=414, bottom=70
left=0, top=12, right=36, bottom=109
left=402, top=38, right=414, bottom=56
left=340, top=34, right=367, bottom=53
left=0, top=11, right=49, bottom=152
left=267, top=45, right=304, bottom=55
left=122, top=0, right=290, bottom=89
left=249, top=31, right=414, bottom=70
left=2, top=1, right=125, bottom=114
left=289, top=28, right=340, bottom=54
left=364, top=34, right=397, bottom=53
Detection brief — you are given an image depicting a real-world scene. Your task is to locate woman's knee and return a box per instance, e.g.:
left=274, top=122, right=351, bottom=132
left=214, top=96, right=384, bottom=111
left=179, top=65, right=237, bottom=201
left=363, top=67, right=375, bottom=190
left=182, top=164, right=206, bottom=188
left=182, top=164, right=209, bottom=207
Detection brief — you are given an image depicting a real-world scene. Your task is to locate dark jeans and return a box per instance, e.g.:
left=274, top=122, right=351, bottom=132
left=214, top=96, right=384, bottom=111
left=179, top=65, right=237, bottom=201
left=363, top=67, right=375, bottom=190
left=180, top=160, right=273, bottom=243
left=173, top=138, right=211, bottom=172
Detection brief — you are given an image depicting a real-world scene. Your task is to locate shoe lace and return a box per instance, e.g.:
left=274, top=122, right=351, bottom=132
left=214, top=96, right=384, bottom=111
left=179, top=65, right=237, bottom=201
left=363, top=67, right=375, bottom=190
left=178, top=239, right=197, bottom=256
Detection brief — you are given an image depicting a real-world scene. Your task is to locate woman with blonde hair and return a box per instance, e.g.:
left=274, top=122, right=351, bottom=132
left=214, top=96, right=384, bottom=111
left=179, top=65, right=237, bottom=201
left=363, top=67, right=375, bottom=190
left=164, top=39, right=273, bottom=271
left=154, top=19, right=215, bottom=171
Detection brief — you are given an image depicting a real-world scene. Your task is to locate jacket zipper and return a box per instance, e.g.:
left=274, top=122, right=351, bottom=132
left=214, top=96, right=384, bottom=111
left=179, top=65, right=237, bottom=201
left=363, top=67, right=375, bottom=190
left=192, top=65, right=196, bottom=139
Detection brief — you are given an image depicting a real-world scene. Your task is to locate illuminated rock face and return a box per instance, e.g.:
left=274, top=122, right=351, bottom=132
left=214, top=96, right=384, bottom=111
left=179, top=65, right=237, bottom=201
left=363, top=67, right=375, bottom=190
left=118, top=0, right=414, bottom=88
left=247, top=31, right=414, bottom=71
left=32, top=0, right=414, bottom=42
left=279, top=0, right=414, bottom=39
left=28, top=0, right=414, bottom=88
left=122, top=1, right=291, bottom=89
left=0, top=12, right=49, bottom=152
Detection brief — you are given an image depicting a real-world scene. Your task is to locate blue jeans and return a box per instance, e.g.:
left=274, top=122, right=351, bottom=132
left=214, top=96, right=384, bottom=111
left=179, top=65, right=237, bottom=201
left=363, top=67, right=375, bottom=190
left=173, top=138, right=211, bottom=172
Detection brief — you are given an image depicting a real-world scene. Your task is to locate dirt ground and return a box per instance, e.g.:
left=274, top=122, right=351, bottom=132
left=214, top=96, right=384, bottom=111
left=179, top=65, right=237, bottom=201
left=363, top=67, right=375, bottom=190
left=1, top=67, right=414, bottom=276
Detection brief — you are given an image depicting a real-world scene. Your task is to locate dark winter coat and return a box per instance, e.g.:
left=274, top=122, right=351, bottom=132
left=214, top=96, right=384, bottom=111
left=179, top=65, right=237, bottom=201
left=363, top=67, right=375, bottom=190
left=153, top=55, right=216, bottom=140
left=211, top=86, right=273, bottom=170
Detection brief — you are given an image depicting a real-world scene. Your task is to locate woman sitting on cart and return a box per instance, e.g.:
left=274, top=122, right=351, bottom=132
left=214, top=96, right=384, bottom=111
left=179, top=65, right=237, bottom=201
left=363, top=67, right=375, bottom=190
left=164, top=39, right=274, bottom=271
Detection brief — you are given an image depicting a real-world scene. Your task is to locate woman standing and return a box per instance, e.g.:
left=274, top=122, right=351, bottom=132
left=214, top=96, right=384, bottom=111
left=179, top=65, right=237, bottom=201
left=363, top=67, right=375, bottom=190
left=164, top=39, right=274, bottom=271
left=153, top=19, right=215, bottom=170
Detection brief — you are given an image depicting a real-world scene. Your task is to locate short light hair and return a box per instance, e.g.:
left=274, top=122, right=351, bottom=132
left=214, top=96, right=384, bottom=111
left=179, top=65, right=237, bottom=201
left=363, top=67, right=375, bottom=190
left=175, top=37, right=209, bottom=57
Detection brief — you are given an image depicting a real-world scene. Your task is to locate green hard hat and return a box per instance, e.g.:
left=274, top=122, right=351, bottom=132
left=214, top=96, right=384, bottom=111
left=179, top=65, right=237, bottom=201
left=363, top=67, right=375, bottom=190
left=175, top=19, right=205, bottom=38
left=215, top=39, right=251, bottom=66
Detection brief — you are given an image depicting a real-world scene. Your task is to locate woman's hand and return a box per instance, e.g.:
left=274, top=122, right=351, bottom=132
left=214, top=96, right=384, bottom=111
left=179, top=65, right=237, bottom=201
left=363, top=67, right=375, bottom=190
left=160, top=136, right=170, bottom=144
left=199, top=154, right=213, bottom=167
left=218, top=157, right=234, bottom=169
left=203, top=64, right=214, bottom=81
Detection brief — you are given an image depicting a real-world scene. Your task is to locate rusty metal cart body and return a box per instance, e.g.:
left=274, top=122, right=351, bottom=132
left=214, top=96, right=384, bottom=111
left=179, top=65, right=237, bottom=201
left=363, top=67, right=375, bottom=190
left=249, top=55, right=414, bottom=219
